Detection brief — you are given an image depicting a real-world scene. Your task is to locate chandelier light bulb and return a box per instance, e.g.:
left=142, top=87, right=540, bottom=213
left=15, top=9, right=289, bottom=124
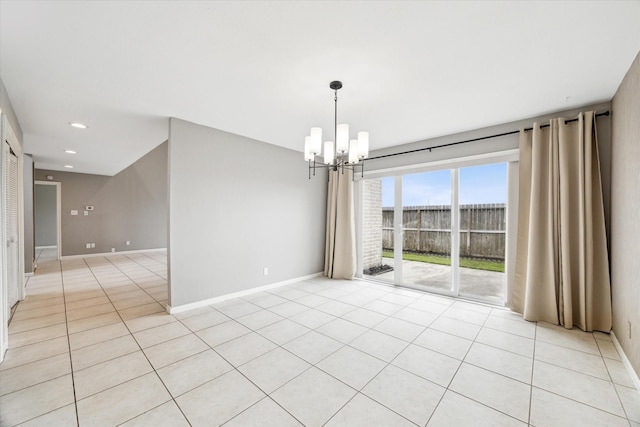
left=336, top=124, right=349, bottom=153
left=304, top=136, right=314, bottom=161
left=357, top=131, right=369, bottom=159
left=324, top=141, right=334, bottom=165
left=348, top=140, right=359, bottom=164
left=310, top=127, right=322, bottom=154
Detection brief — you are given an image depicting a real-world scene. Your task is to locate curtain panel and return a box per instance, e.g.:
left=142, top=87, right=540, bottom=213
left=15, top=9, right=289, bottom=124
left=324, top=169, right=356, bottom=279
left=512, top=111, right=612, bottom=332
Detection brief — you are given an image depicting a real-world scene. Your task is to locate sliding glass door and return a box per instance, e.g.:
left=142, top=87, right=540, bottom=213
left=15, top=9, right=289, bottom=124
left=361, top=160, right=509, bottom=305
left=401, top=170, right=453, bottom=292
left=458, top=164, right=507, bottom=302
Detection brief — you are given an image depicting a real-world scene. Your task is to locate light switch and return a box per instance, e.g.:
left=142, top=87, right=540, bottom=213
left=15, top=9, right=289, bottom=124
left=84, top=211, right=89, bottom=216
left=71, top=210, right=78, bottom=216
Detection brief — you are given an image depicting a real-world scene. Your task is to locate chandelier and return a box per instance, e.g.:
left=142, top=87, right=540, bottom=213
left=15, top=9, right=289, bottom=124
left=304, top=81, right=369, bottom=179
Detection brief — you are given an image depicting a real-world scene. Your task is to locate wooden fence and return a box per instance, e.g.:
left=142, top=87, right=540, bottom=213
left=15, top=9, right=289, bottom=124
left=382, top=204, right=505, bottom=260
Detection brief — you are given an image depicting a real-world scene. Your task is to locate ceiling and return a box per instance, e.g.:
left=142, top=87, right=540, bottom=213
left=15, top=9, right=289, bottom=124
left=1, top=1, right=639, bottom=176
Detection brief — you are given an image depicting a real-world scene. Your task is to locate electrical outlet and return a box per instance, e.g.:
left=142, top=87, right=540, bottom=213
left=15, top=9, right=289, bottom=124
left=263, top=267, right=269, bottom=276
left=111, top=248, right=115, bottom=253
left=85, top=243, right=90, bottom=249
left=126, top=241, right=130, bottom=246
left=629, top=321, right=632, bottom=339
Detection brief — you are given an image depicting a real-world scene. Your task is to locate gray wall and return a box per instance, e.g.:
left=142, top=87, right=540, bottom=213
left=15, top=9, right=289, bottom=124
left=23, top=154, right=34, bottom=273
left=611, top=51, right=640, bottom=378
left=35, top=142, right=168, bottom=256
left=168, top=118, right=326, bottom=308
left=34, top=184, right=57, bottom=247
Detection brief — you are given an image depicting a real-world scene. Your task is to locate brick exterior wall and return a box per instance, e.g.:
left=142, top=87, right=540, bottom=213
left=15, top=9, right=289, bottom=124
left=362, top=178, right=383, bottom=270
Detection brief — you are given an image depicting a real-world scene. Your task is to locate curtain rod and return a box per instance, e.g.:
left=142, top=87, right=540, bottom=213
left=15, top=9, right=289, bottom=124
left=366, top=110, right=610, bottom=161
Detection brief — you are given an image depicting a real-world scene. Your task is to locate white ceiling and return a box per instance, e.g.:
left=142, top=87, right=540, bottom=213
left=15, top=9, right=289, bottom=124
left=1, top=1, right=639, bottom=176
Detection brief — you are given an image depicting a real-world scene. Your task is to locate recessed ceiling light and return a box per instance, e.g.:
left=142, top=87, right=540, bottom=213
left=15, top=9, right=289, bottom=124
left=64, top=165, right=74, bottom=168
left=65, top=150, right=77, bottom=154
left=69, top=122, right=87, bottom=129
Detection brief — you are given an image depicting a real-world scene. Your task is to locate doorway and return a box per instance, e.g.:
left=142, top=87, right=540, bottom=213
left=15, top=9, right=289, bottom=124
left=34, top=181, right=61, bottom=263
left=359, top=154, right=517, bottom=306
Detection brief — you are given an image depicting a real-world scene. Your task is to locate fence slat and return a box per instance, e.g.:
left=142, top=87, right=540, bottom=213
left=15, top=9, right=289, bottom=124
left=381, top=204, right=505, bottom=259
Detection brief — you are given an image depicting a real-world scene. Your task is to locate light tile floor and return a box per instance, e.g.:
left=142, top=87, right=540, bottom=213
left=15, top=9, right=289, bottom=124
left=1, top=249, right=639, bottom=426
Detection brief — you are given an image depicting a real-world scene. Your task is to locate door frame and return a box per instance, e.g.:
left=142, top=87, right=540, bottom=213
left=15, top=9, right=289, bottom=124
left=34, top=181, right=62, bottom=262
left=355, top=149, right=518, bottom=306
left=1, top=114, right=24, bottom=362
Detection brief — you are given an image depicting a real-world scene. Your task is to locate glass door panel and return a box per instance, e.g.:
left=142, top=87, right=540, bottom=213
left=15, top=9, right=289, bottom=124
left=458, top=163, right=507, bottom=302
left=401, top=170, right=453, bottom=292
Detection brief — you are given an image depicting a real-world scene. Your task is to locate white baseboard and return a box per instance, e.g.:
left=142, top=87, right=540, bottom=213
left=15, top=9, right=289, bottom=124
left=36, top=245, right=57, bottom=250
left=611, top=331, right=640, bottom=392
left=167, top=272, right=323, bottom=315
left=61, top=248, right=167, bottom=260
left=24, top=272, right=34, bottom=278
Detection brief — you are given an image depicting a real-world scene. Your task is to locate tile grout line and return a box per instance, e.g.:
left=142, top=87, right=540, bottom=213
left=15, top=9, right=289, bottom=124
left=527, top=321, right=538, bottom=426
left=423, top=303, right=490, bottom=426
left=7, top=255, right=634, bottom=426
left=80, top=256, right=193, bottom=426
left=171, top=316, right=307, bottom=426
left=224, top=283, right=498, bottom=426
left=169, top=298, right=325, bottom=426
left=4, top=271, right=573, bottom=425
left=313, top=289, right=442, bottom=426
left=595, top=334, right=634, bottom=422
left=58, top=258, right=81, bottom=427
left=0, top=268, right=77, bottom=424
left=102, top=256, right=167, bottom=306
left=343, top=297, right=532, bottom=426
left=167, top=282, right=406, bottom=425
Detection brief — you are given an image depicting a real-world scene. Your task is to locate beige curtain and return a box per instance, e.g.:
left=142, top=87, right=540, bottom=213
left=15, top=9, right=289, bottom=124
left=324, top=168, right=356, bottom=279
left=512, top=111, right=612, bottom=332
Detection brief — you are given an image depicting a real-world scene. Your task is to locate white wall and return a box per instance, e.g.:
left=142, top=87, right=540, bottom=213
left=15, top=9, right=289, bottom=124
left=611, top=51, right=640, bottom=377
left=168, top=118, right=326, bottom=308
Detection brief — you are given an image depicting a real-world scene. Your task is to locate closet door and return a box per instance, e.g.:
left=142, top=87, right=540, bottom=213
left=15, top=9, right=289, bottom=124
left=5, top=142, right=19, bottom=310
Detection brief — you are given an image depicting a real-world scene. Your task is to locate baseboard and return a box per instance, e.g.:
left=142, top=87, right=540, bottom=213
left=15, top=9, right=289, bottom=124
left=61, top=248, right=167, bottom=260
left=167, top=272, right=323, bottom=315
left=611, top=331, right=640, bottom=392
left=24, top=272, right=34, bottom=278
left=35, top=245, right=57, bottom=250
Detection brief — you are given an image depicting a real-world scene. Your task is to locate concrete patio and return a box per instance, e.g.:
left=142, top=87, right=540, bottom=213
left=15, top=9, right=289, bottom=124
left=371, top=258, right=505, bottom=301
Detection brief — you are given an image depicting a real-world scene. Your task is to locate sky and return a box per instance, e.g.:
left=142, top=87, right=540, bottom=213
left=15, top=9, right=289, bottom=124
left=381, top=162, right=507, bottom=207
